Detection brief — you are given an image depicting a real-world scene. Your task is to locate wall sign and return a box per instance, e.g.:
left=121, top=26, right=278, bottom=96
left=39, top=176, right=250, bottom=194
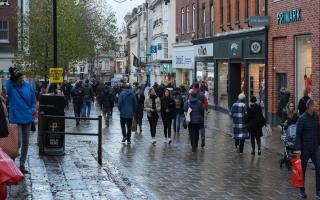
left=228, top=41, right=242, bottom=58
left=194, top=43, right=213, bottom=57
left=250, top=41, right=262, bottom=54
left=277, top=8, right=301, bottom=24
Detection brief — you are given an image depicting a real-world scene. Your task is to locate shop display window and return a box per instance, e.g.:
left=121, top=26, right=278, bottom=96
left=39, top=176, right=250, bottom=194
left=249, top=64, right=265, bottom=110
left=218, top=62, right=229, bottom=109
left=296, top=35, right=312, bottom=103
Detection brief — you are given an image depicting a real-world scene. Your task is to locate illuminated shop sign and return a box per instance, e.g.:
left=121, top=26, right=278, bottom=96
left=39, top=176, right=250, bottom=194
left=277, top=8, right=301, bottom=24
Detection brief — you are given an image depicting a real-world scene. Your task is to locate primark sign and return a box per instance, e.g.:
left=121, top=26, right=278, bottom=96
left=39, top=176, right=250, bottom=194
left=277, top=8, right=301, bottom=24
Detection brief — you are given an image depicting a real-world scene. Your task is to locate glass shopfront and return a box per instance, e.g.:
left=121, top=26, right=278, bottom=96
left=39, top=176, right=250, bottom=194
left=249, top=64, right=266, bottom=111
left=296, top=35, right=312, bottom=103
left=218, top=62, right=229, bottom=109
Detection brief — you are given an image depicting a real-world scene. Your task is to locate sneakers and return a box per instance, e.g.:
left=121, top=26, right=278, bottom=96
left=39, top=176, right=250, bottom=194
left=20, top=166, right=29, bottom=174
left=121, top=138, right=127, bottom=143
left=152, top=138, right=156, bottom=145
left=251, top=151, right=255, bottom=155
left=168, top=138, right=172, bottom=144
left=127, top=139, right=131, bottom=144
left=258, top=149, right=261, bottom=156
left=299, top=189, right=307, bottom=199
left=164, top=138, right=167, bottom=143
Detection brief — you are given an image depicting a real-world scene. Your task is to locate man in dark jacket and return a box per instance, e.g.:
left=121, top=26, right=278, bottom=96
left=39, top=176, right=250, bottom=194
left=295, top=99, right=320, bottom=199
left=135, top=87, right=145, bottom=133
left=172, top=88, right=184, bottom=138
left=118, top=83, right=137, bottom=144
left=101, top=82, right=115, bottom=126
left=298, top=90, right=311, bottom=115
left=71, top=81, right=84, bottom=126
left=82, top=80, right=94, bottom=118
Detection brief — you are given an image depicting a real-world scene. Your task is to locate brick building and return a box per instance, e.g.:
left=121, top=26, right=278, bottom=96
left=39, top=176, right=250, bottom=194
left=212, top=0, right=267, bottom=112
left=0, top=0, right=18, bottom=79
left=268, top=0, right=320, bottom=124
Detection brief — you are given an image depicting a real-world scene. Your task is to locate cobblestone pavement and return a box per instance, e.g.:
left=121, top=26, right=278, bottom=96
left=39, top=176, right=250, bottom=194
left=7, top=105, right=317, bottom=200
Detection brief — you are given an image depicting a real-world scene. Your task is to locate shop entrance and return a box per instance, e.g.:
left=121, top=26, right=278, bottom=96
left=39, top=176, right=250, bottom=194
left=229, top=63, right=244, bottom=107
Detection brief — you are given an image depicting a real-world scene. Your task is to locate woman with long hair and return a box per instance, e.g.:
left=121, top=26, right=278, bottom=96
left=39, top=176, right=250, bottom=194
left=161, top=89, right=175, bottom=144
left=282, top=101, right=298, bottom=130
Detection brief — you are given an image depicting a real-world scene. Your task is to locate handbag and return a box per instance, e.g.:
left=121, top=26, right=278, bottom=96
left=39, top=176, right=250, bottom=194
left=0, top=124, right=19, bottom=158
left=0, top=101, right=9, bottom=138
left=291, top=154, right=304, bottom=188
left=0, top=148, right=24, bottom=185
left=262, top=124, right=272, bottom=137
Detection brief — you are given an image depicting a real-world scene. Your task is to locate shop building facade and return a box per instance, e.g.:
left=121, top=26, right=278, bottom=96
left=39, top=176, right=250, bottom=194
left=268, top=0, right=320, bottom=124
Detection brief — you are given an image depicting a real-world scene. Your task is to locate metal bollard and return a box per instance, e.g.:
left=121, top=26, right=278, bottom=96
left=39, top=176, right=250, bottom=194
left=98, top=115, right=102, bottom=166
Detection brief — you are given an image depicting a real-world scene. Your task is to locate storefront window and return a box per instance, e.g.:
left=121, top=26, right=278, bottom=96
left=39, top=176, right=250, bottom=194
left=296, top=35, right=312, bottom=103
left=218, top=62, right=229, bottom=109
left=249, top=64, right=265, bottom=110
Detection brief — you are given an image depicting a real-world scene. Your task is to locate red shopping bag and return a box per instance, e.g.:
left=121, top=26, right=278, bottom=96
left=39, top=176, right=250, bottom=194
left=0, top=124, right=19, bottom=158
left=291, top=154, right=304, bottom=188
left=0, top=148, right=24, bottom=185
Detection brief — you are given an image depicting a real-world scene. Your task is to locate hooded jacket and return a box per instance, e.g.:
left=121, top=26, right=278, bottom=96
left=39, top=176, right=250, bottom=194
left=184, top=97, right=204, bottom=124
left=5, top=80, right=36, bottom=125
left=118, top=88, right=137, bottom=118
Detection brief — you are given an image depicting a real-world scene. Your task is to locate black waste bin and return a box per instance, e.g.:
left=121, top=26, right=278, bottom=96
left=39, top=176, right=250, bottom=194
left=38, top=94, right=65, bottom=156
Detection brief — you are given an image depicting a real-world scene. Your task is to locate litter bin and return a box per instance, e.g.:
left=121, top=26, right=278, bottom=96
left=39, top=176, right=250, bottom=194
left=38, top=94, right=65, bottom=156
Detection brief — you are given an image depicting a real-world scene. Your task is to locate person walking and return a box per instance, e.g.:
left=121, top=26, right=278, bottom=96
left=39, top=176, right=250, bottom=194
left=297, top=90, right=310, bottom=115
left=145, top=88, right=161, bottom=145
left=101, top=82, right=115, bottom=126
left=118, top=83, right=137, bottom=144
left=185, top=91, right=204, bottom=152
left=82, top=80, right=94, bottom=118
left=282, top=102, right=298, bottom=130
left=192, top=82, right=208, bottom=148
left=172, top=88, right=184, bottom=138
left=5, top=67, right=36, bottom=173
left=71, top=81, right=84, bottom=126
left=161, top=89, right=175, bottom=144
left=230, top=93, right=249, bottom=154
left=135, top=86, right=145, bottom=133
left=294, top=99, right=320, bottom=199
left=246, top=96, right=266, bottom=155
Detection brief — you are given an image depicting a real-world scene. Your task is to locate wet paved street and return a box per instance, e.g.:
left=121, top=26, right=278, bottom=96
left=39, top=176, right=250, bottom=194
left=7, top=105, right=316, bottom=199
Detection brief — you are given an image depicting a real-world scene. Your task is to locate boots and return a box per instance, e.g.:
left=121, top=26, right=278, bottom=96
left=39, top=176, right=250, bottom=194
left=201, top=138, right=205, bottom=148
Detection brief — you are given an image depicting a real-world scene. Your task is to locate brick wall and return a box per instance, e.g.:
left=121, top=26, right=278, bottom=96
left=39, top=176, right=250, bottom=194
left=0, top=0, right=18, bottom=51
left=214, top=0, right=266, bottom=33
left=268, top=0, right=320, bottom=116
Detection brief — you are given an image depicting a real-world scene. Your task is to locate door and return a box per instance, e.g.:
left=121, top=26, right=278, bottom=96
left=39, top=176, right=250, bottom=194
left=229, top=63, right=242, bottom=108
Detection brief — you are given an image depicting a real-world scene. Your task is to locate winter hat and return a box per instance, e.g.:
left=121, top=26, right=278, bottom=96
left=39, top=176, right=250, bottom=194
left=238, top=93, right=246, bottom=100
left=9, top=67, right=23, bottom=82
left=250, top=96, right=257, bottom=103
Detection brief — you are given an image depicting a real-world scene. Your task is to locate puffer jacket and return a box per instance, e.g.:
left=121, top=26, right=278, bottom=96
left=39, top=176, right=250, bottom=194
left=5, top=80, right=36, bottom=125
left=117, top=89, right=137, bottom=118
left=184, top=97, right=204, bottom=124
left=144, top=95, right=161, bottom=118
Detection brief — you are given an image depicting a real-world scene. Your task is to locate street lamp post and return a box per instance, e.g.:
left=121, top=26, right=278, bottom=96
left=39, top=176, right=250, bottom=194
left=53, top=0, right=57, bottom=68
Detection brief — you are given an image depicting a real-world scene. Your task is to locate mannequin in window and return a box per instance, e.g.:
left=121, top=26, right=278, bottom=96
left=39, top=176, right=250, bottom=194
left=304, top=74, right=312, bottom=95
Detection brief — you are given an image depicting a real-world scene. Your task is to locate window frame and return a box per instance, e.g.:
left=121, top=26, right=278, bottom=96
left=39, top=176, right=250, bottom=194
left=192, top=4, right=196, bottom=33
left=227, top=0, right=231, bottom=24
left=186, top=7, right=190, bottom=33
left=236, top=0, right=240, bottom=23
left=220, top=0, right=224, bottom=27
left=181, top=8, right=185, bottom=34
left=210, top=4, right=214, bottom=36
left=0, top=20, right=9, bottom=43
left=255, top=0, right=260, bottom=16
left=245, top=0, right=250, bottom=20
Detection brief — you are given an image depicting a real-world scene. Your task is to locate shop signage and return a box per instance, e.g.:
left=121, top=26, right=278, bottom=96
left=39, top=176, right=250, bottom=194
left=250, top=41, right=262, bottom=54
left=277, top=8, right=301, bottom=24
left=173, top=49, right=194, bottom=69
left=49, top=68, right=64, bottom=83
left=151, top=46, right=157, bottom=53
left=228, top=41, right=242, bottom=58
left=194, top=43, right=213, bottom=57
left=249, top=16, right=270, bottom=27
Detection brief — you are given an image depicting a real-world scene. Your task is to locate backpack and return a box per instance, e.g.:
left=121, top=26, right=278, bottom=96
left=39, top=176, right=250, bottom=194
left=174, top=95, right=181, bottom=109
left=196, top=91, right=205, bottom=104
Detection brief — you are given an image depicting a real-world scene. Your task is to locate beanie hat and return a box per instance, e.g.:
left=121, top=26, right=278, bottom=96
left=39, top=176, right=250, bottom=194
left=250, top=96, right=257, bottom=103
left=238, top=93, right=246, bottom=100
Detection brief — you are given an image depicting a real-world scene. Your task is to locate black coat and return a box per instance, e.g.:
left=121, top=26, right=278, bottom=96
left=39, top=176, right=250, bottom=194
left=161, top=96, right=175, bottom=120
left=247, top=103, right=266, bottom=137
left=135, top=94, right=145, bottom=119
left=0, top=100, right=9, bottom=138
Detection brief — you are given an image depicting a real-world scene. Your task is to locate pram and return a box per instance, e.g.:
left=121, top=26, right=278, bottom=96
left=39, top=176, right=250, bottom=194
left=280, top=124, right=297, bottom=170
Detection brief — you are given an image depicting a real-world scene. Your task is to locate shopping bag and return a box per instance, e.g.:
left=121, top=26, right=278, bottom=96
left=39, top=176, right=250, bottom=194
left=0, top=148, right=24, bottom=185
left=291, top=154, right=304, bottom=188
left=0, top=124, right=19, bottom=158
left=262, top=124, right=272, bottom=137
left=131, top=117, right=137, bottom=132
left=185, top=107, right=192, bottom=124
left=0, top=184, right=7, bottom=200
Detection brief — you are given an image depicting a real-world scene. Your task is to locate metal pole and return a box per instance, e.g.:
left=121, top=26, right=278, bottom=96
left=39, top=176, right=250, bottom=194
left=98, top=115, right=102, bottom=166
left=38, top=112, right=45, bottom=155
left=53, top=0, right=57, bottom=68
left=264, top=0, right=269, bottom=121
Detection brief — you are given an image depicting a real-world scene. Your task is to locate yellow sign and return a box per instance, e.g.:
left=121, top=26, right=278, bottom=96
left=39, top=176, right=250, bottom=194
left=49, top=68, right=64, bottom=83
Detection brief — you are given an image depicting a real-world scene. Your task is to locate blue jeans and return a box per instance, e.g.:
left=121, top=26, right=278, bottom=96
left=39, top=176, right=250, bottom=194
left=82, top=100, right=91, bottom=118
left=18, top=124, right=31, bottom=167
left=74, top=103, right=83, bottom=123
left=174, top=113, right=182, bottom=133
left=301, top=148, right=320, bottom=192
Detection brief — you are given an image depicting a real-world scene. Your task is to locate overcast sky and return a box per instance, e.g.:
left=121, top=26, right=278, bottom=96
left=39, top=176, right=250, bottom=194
left=108, top=0, right=145, bottom=29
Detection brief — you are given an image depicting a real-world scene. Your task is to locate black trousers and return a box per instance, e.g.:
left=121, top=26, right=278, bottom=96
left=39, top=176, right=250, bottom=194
left=188, top=124, right=201, bottom=149
left=120, top=117, right=132, bottom=139
left=301, top=149, right=320, bottom=191
left=235, top=139, right=245, bottom=153
left=148, top=116, right=158, bottom=138
left=250, top=135, right=261, bottom=151
left=163, top=118, right=172, bottom=138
